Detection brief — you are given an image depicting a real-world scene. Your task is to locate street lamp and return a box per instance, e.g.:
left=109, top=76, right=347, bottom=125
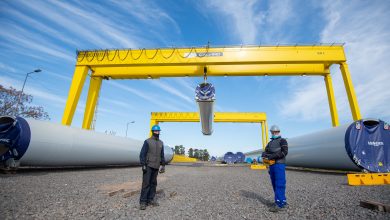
left=126, top=121, right=135, bottom=137
left=17, top=69, right=42, bottom=113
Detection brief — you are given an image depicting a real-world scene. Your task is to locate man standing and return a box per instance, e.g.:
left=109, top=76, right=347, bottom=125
left=262, top=125, right=288, bottom=212
left=139, top=125, right=165, bottom=210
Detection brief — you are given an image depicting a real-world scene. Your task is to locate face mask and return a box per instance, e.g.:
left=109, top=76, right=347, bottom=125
left=152, top=133, right=159, bottom=138
left=272, top=135, right=280, bottom=139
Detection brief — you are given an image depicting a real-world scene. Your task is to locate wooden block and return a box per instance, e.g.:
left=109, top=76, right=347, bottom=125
left=108, top=188, right=124, bottom=196
left=360, top=200, right=390, bottom=213
left=169, top=191, right=177, bottom=198
left=122, top=190, right=139, bottom=198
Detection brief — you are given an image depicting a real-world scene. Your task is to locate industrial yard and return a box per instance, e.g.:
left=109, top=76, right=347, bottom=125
left=1, top=164, right=389, bottom=219
left=1, top=1, right=390, bottom=219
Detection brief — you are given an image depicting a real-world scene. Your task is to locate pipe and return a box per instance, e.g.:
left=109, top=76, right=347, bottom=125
left=0, top=116, right=174, bottom=168
left=195, top=82, right=215, bottom=135
left=244, top=119, right=390, bottom=172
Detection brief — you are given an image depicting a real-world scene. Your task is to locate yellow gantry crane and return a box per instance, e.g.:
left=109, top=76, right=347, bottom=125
left=150, top=112, right=269, bottom=149
left=62, top=44, right=361, bottom=129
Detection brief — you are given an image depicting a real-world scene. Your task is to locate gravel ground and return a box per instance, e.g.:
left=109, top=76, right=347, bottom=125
left=1, top=164, right=389, bottom=220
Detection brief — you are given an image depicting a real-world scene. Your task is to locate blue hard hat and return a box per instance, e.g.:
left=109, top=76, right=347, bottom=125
left=151, top=125, right=161, bottom=131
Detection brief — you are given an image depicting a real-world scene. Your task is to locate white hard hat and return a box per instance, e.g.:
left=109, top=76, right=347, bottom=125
left=270, top=125, right=280, bottom=132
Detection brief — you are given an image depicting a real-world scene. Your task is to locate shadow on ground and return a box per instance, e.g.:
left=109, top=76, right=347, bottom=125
left=239, top=190, right=273, bottom=207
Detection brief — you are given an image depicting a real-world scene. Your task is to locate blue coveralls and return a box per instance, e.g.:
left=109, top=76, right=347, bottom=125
left=263, top=137, right=288, bottom=208
left=269, top=163, right=286, bottom=207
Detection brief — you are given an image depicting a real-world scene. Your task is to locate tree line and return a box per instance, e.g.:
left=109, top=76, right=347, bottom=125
left=174, top=145, right=210, bottom=161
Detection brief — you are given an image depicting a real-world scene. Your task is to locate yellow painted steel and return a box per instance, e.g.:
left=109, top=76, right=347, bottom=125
left=347, top=173, right=390, bottom=186
left=62, top=45, right=361, bottom=129
left=250, top=164, right=267, bottom=170
left=171, top=154, right=197, bottom=163
left=214, top=112, right=266, bottom=123
left=150, top=112, right=266, bottom=122
left=82, top=77, right=103, bottom=129
left=76, top=45, right=346, bottom=66
left=261, top=123, right=266, bottom=150
left=151, top=112, right=200, bottom=122
left=150, top=112, right=269, bottom=149
left=62, top=66, right=89, bottom=126
left=340, top=62, right=362, bottom=121
left=92, top=64, right=328, bottom=79
left=324, top=74, right=340, bottom=126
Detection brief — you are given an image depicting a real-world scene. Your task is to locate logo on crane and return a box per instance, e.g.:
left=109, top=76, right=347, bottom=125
left=185, top=52, right=223, bottom=58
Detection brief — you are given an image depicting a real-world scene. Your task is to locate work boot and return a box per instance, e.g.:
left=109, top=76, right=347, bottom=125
left=139, top=203, right=147, bottom=210
left=149, top=200, right=159, bottom=206
left=269, top=204, right=284, bottom=212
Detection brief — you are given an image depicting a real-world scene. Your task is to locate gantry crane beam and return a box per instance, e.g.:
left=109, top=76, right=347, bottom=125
left=91, top=64, right=328, bottom=79
left=62, top=45, right=361, bottom=129
left=150, top=112, right=269, bottom=149
left=76, top=45, right=346, bottom=66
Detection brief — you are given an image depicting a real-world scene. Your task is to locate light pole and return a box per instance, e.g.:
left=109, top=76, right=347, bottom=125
left=126, top=121, right=135, bottom=137
left=17, top=69, right=42, bottom=114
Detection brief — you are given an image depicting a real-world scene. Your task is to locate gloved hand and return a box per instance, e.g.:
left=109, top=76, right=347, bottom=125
left=267, top=153, right=275, bottom=160
left=142, top=165, right=147, bottom=173
left=159, top=165, right=165, bottom=174
left=261, top=152, right=269, bottom=160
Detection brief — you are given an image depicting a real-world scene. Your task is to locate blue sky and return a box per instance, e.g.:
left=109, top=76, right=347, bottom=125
left=1, top=0, right=389, bottom=157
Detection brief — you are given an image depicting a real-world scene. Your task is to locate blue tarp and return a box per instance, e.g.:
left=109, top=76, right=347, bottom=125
left=345, top=119, right=390, bottom=172
left=235, top=152, right=245, bottom=163
left=223, top=152, right=236, bottom=164
left=0, top=117, right=30, bottom=162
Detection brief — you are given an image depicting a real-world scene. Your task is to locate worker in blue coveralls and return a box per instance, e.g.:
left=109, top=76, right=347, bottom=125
left=262, top=125, right=288, bottom=212
left=139, top=124, right=165, bottom=210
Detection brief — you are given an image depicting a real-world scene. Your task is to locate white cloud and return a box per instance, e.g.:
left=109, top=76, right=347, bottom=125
left=0, top=62, right=17, bottom=73
left=16, top=0, right=116, bottom=48
left=0, top=23, right=74, bottom=62
left=44, top=71, right=72, bottom=82
left=149, top=80, right=194, bottom=105
left=3, top=7, right=79, bottom=47
left=173, top=78, right=197, bottom=94
left=110, top=0, right=181, bottom=35
left=48, top=0, right=139, bottom=48
left=0, top=75, right=133, bottom=120
left=266, top=0, right=293, bottom=27
left=107, top=81, right=184, bottom=111
left=203, top=0, right=263, bottom=44
left=280, top=1, right=390, bottom=122
left=201, top=0, right=295, bottom=44
left=279, top=77, right=330, bottom=120
left=0, top=42, right=49, bottom=62
left=100, top=97, right=136, bottom=111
